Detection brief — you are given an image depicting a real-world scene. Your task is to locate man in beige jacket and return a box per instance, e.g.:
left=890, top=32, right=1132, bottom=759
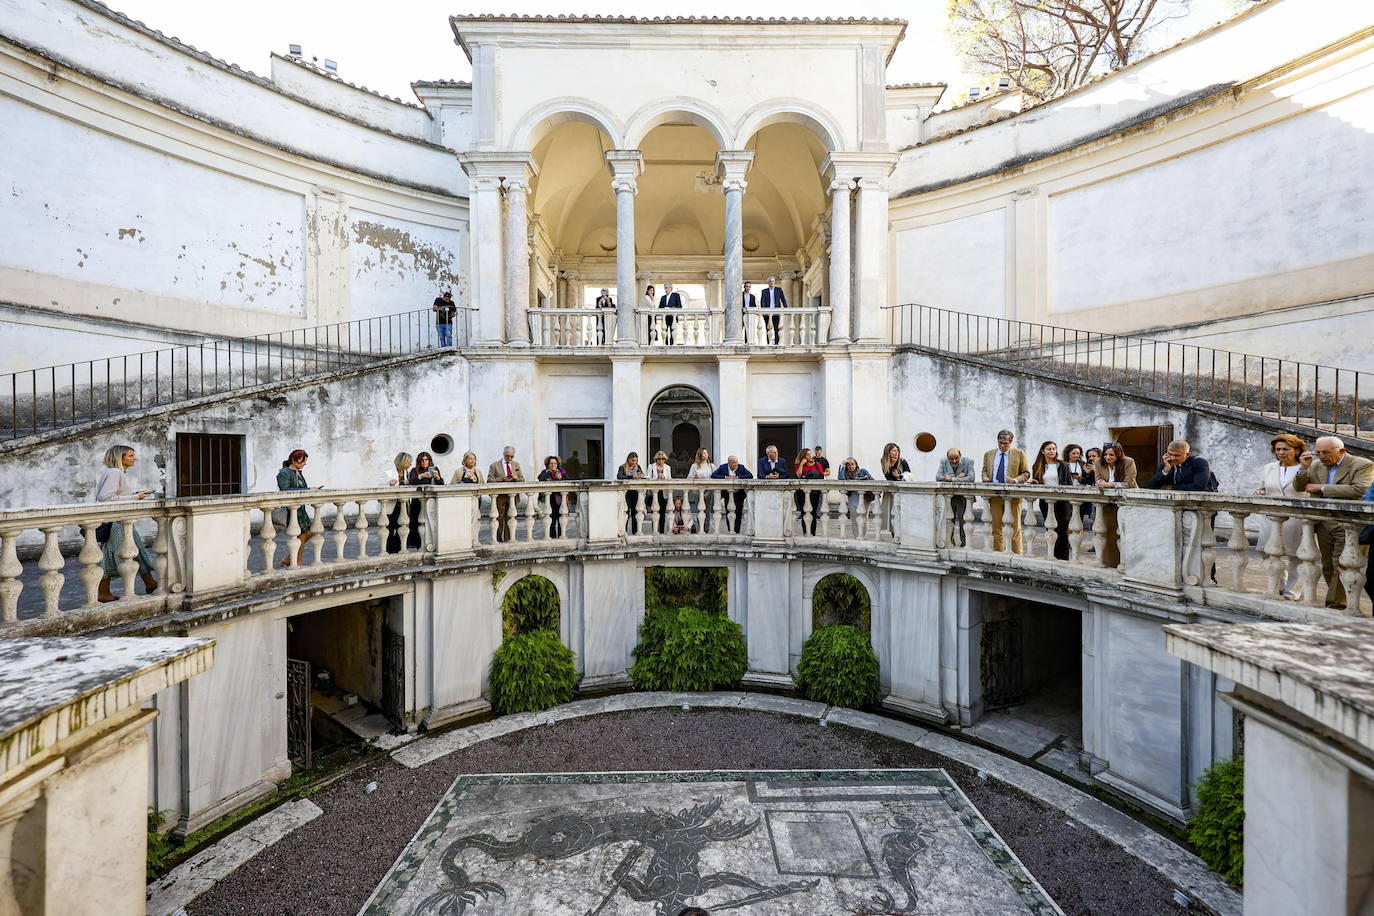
left=981, top=430, right=1031, bottom=554
left=487, top=446, right=525, bottom=543
left=1296, top=436, right=1374, bottom=608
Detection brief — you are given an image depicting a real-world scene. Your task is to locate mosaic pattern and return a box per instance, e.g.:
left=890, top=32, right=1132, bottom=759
left=362, top=770, right=1062, bottom=915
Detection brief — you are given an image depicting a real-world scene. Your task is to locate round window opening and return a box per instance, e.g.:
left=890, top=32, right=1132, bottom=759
left=914, top=432, right=938, bottom=453
left=430, top=434, right=455, bottom=456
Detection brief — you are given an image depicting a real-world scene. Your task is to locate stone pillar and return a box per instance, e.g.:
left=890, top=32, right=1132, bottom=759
left=503, top=176, right=531, bottom=345
left=784, top=270, right=802, bottom=313
left=853, top=176, right=890, bottom=342
left=717, top=355, right=750, bottom=464
left=566, top=271, right=582, bottom=310
left=707, top=270, right=724, bottom=343
left=716, top=151, right=755, bottom=345
left=605, top=151, right=644, bottom=345
left=464, top=174, right=505, bottom=344
left=611, top=356, right=642, bottom=464
left=827, top=178, right=853, bottom=343
left=557, top=270, right=570, bottom=309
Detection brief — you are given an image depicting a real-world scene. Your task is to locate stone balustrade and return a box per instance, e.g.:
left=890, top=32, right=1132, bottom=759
left=525, top=307, right=837, bottom=348
left=742, top=306, right=831, bottom=346
left=1, top=482, right=1369, bottom=631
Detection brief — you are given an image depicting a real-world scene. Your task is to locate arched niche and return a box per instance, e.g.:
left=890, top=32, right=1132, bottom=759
left=646, top=385, right=713, bottom=478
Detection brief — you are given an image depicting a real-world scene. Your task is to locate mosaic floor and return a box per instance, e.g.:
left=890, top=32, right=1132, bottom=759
left=362, top=769, right=1061, bottom=915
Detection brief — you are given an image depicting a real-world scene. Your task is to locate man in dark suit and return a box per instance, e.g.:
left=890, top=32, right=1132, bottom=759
left=741, top=281, right=757, bottom=342
left=710, top=455, right=754, bottom=532
left=658, top=282, right=683, bottom=344
left=757, top=445, right=789, bottom=481
left=759, top=276, right=787, bottom=345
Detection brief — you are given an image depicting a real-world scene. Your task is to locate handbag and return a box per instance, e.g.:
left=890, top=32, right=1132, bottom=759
left=95, top=521, right=113, bottom=543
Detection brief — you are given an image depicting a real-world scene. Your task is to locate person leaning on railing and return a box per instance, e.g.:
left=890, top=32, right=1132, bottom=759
left=793, top=448, right=824, bottom=535
left=275, top=449, right=316, bottom=567
left=379, top=452, right=420, bottom=555
left=1030, top=440, right=1072, bottom=561
left=935, top=447, right=974, bottom=547
left=982, top=431, right=1030, bottom=554
left=687, top=447, right=716, bottom=533
left=1295, top=436, right=1374, bottom=609
left=94, top=444, right=157, bottom=602
left=709, top=455, right=753, bottom=533
left=1253, top=433, right=1308, bottom=600
left=839, top=457, right=876, bottom=536
left=1092, top=442, right=1137, bottom=568
left=617, top=451, right=647, bottom=534
left=537, top=455, right=569, bottom=538
left=455, top=452, right=483, bottom=485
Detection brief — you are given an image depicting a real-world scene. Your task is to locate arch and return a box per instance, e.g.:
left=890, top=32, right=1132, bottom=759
left=624, top=97, right=732, bottom=150
left=734, top=99, right=846, bottom=152
left=646, top=384, right=714, bottom=478
left=510, top=97, right=625, bottom=150
left=493, top=568, right=570, bottom=640
left=804, top=567, right=878, bottom=632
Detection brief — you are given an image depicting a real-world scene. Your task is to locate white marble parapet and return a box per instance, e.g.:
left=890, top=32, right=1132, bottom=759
left=1164, top=619, right=1374, bottom=758
left=0, top=636, right=215, bottom=775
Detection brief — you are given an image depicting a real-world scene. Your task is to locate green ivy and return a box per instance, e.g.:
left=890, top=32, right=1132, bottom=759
left=489, top=630, right=578, bottom=715
left=1188, top=755, right=1244, bottom=886
left=795, top=624, right=881, bottom=708
left=630, top=605, right=747, bottom=691
left=645, top=567, right=727, bottom=616
left=812, top=573, right=871, bottom=630
left=147, top=807, right=175, bottom=878
left=502, top=574, right=560, bottom=639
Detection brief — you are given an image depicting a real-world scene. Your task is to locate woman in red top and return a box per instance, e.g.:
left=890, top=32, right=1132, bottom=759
left=793, top=448, right=825, bottom=535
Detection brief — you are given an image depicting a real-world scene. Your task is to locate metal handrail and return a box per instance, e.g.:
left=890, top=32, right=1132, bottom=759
left=888, top=303, right=1370, bottom=439
left=2, top=309, right=445, bottom=441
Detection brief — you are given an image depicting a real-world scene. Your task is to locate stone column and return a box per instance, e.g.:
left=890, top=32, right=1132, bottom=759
left=827, top=178, right=854, bottom=343
left=503, top=176, right=531, bottom=345
left=464, top=174, right=505, bottom=344
left=716, top=151, right=755, bottom=345
left=853, top=176, right=890, bottom=342
left=557, top=270, right=570, bottom=309
left=605, top=151, right=644, bottom=345
left=784, top=270, right=802, bottom=312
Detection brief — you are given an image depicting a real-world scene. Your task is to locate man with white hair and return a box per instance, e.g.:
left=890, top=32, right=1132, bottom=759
left=1296, top=435, right=1374, bottom=608
left=759, top=275, right=787, bottom=345
left=658, top=282, right=683, bottom=345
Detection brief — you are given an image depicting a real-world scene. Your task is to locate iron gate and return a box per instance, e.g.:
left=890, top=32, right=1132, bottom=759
left=980, top=617, right=1025, bottom=709
left=382, top=625, right=405, bottom=727
left=286, top=657, right=312, bottom=769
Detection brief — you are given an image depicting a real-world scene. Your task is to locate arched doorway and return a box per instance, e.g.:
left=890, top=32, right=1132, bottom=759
left=646, top=386, right=713, bottom=477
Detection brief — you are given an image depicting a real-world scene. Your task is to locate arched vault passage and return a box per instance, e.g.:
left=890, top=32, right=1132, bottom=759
left=512, top=98, right=626, bottom=150
left=624, top=98, right=732, bottom=150
left=735, top=100, right=846, bottom=152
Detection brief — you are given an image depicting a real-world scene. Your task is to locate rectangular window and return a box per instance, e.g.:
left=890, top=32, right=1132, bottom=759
left=176, top=432, right=244, bottom=497
left=557, top=424, right=604, bottom=480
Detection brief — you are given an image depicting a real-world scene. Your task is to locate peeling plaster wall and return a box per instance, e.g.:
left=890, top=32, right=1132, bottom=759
left=350, top=211, right=466, bottom=320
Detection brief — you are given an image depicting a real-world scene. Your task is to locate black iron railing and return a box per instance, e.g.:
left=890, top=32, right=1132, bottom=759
left=889, top=303, right=1369, bottom=439
left=3, top=309, right=441, bottom=441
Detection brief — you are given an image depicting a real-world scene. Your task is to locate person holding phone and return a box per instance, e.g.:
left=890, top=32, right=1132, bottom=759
left=409, top=451, right=444, bottom=486
left=94, top=444, right=157, bottom=602
left=487, top=446, right=524, bottom=543
left=276, top=448, right=316, bottom=566
left=617, top=451, right=647, bottom=533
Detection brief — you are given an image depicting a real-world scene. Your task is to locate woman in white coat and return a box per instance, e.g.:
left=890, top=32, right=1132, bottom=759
left=1253, top=433, right=1307, bottom=599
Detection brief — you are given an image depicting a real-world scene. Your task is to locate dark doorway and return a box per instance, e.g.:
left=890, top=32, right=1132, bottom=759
left=647, top=386, right=713, bottom=477
left=1109, top=424, right=1173, bottom=481
left=558, top=424, right=604, bottom=479
left=975, top=594, right=1082, bottom=770
left=286, top=598, right=404, bottom=769
left=757, top=423, right=802, bottom=465
left=176, top=432, right=244, bottom=496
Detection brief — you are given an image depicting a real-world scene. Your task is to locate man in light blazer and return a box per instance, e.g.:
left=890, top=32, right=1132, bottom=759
left=981, top=430, right=1030, bottom=554
left=658, top=282, right=684, bottom=345
left=1295, top=436, right=1374, bottom=608
left=487, top=446, right=525, bottom=543
left=936, top=447, right=975, bottom=546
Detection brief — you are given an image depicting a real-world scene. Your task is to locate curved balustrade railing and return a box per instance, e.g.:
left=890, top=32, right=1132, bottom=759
left=525, top=307, right=836, bottom=348
left=1, top=482, right=1369, bottom=629
left=742, top=306, right=831, bottom=347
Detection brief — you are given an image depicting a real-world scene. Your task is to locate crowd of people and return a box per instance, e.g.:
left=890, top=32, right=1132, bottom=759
left=89, top=431, right=1373, bottom=609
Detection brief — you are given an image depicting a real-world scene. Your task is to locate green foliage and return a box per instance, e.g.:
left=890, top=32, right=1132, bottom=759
left=1189, top=756, right=1244, bottom=886
left=489, top=630, right=578, bottom=715
left=795, top=625, right=881, bottom=708
left=502, top=574, right=560, bottom=638
left=147, top=807, right=174, bottom=878
left=812, top=573, right=871, bottom=630
left=630, top=605, right=747, bottom=692
left=645, top=567, right=727, bottom=616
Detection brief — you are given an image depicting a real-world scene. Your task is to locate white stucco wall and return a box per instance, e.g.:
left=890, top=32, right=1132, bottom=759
left=349, top=210, right=466, bottom=320
left=894, top=208, right=1006, bottom=319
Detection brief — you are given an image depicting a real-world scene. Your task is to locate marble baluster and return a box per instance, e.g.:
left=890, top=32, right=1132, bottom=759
left=152, top=514, right=171, bottom=596
left=395, top=499, right=410, bottom=554
left=1226, top=511, right=1251, bottom=591
left=1261, top=513, right=1286, bottom=596
left=1091, top=502, right=1109, bottom=566
left=308, top=506, right=326, bottom=564
left=259, top=507, right=278, bottom=573
left=1297, top=519, right=1322, bottom=607
left=1200, top=512, right=1217, bottom=588
left=332, top=501, right=349, bottom=561
left=1067, top=501, right=1084, bottom=562
left=78, top=523, right=103, bottom=607
left=116, top=518, right=139, bottom=596
left=1001, top=497, right=1016, bottom=554
left=1044, top=499, right=1059, bottom=559
left=0, top=531, right=20, bottom=622
left=1337, top=523, right=1367, bottom=613
left=39, top=526, right=64, bottom=616
left=530, top=492, right=544, bottom=540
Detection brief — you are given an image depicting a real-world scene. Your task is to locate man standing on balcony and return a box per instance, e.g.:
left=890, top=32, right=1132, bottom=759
left=759, top=276, right=787, bottom=345
left=1296, top=436, right=1374, bottom=608
left=487, top=447, right=525, bottom=543
left=741, top=281, right=757, bottom=343
left=710, top=455, right=753, bottom=533
left=982, top=430, right=1029, bottom=554
left=432, top=289, right=457, bottom=348
left=758, top=445, right=790, bottom=481
left=658, top=282, right=683, bottom=345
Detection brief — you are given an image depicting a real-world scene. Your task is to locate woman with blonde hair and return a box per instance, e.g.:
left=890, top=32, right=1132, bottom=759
left=1092, top=442, right=1137, bottom=568
left=1254, top=433, right=1308, bottom=599
left=687, top=447, right=716, bottom=532
left=94, top=444, right=157, bottom=602
left=455, top=451, right=483, bottom=484
left=379, top=452, right=419, bottom=555
left=880, top=442, right=910, bottom=481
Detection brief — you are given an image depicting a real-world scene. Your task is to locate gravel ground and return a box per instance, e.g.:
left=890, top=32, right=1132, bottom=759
left=188, top=707, right=1194, bottom=916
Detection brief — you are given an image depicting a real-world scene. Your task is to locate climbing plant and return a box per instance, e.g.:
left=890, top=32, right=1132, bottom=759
left=811, top=573, right=871, bottom=629
left=489, top=631, right=578, bottom=715
left=644, top=567, right=727, bottom=616
left=502, top=574, right=560, bottom=638
left=1189, top=755, right=1244, bottom=886
left=795, top=625, right=881, bottom=708
left=630, top=605, right=747, bottom=691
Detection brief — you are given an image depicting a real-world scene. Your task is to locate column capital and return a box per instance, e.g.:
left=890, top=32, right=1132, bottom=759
left=828, top=178, right=855, bottom=195
left=707, top=270, right=724, bottom=281
left=605, top=149, right=644, bottom=181
left=821, top=151, right=898, bottom=183
left=715, top=150, right=755, bottom=191
left=856, top=176, right=890, bottom=192
left=459, top=150, right=538, bottom=182
left=468, top=175, right=504, bottom=192
left=502, top=176, right=531, bottom=195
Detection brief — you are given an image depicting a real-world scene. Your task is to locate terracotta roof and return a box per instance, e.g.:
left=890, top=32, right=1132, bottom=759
left=886, top=82, right=946, bottom=90
left=411, top=79, right=472, bottom=89
left=451, top=14, right=907, bottom=25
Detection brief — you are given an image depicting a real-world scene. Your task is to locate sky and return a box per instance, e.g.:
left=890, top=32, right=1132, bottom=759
left=106, top=0, right=1239, bottom=107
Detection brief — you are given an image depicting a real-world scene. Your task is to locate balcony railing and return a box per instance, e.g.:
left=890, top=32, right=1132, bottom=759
left=1, top=309, right=447, bottom=442
left=888, top=303, right=1371, bottom=439
left=743, top=306, right=831, bottom=346
left=527, top=307, right=834, bottom=348
left=2, top=481, right=1368, bottom=631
